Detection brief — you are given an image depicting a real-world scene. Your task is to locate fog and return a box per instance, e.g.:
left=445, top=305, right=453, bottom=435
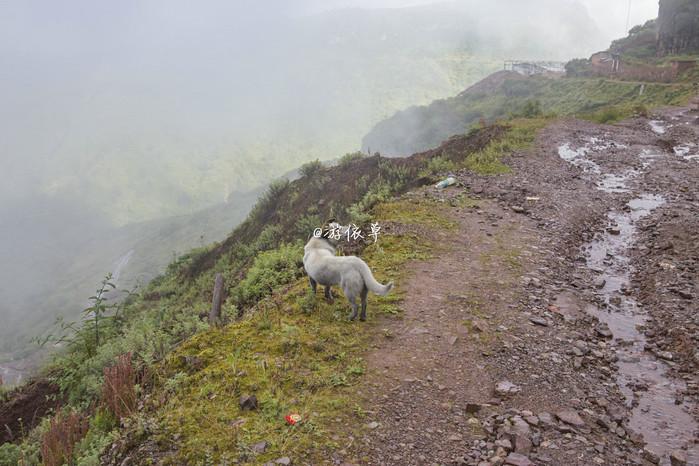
left=0, top=0, right=659, bottom=375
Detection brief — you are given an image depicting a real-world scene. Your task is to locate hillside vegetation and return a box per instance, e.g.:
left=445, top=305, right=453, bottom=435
left=362, top=71, right=695, bottom=156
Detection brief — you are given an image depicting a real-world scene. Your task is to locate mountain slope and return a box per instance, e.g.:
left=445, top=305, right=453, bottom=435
left=362, top=71, right=694, bottom=156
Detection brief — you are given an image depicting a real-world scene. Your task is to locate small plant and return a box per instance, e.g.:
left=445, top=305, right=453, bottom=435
left=41, top=409, right=89, bottom=466
left=84, top=274, right=117, bottom=354
left=299, top=288, right=317, bottom=314
left=420, top=155, right=456, bottom=178
left=101, top=353, right=137, bottom=420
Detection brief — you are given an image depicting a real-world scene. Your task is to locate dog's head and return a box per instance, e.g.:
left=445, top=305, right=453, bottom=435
left=307, top=218, right=350, bottom=246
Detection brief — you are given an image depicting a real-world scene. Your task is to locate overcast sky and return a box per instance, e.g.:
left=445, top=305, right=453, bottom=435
left=310, top=0, right=659, bottom=43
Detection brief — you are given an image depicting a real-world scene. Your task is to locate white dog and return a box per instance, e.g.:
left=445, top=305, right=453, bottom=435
left=303, top=224, right=393, bottom=321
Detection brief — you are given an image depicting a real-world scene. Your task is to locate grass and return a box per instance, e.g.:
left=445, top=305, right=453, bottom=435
left=126, top=199, right=447, bottom=464
left=464, top=117, right=551, bottom=175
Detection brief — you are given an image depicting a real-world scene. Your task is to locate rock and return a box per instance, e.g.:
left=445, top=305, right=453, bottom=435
left=607, top=226, right=621, bottom=235
left=642, top=448, right=660, bottom=464
left=594, top=278, right=606, bottom=289
left=251, top=441, right=268, bottom=453
left=556, top=410, right=585, bottom=427
left=511, top=205, right=525, bottom=213
left=596, top=323, right=613, bottom=339
left=495, top=380, right=521, bottom=396
left=670, top=450, right=688, bottom=466
left=495, top=439, right=513, bottom=451
left=275, top=458, right=292, bottom=465
left=513, top=434, right=532, bottom=455
left=538, top=412, right=555, bottom=427
left=677, top=289, right=693, bottom=299
left=529, top=316, right=549, bottom=327
left=657, top=350, right=674, bottom=361
left=448, top=433, right=463, bottom=441
left=367, top=421, right=380, bottom=430
left=504, top=452, right=534, bottom=466
left=524, top=415, right=539, bottom=427
left=239, top=394, right=258, bottom=410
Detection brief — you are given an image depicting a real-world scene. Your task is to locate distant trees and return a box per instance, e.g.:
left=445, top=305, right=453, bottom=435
left=658, top=0, right=699, bottom=55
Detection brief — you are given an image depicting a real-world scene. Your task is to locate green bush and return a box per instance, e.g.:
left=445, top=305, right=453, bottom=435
left=0, top=443, right=20, bottom=466
left=233, top=243, right=304, bottom=307
left=338, top=152, right=366, bottom=168
left=299, top=159, right=324, bottom=178
left=420, top=155, right=456, bottom=178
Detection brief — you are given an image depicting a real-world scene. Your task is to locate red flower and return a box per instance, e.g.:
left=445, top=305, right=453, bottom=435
left=285, top=413, right=302, bottom=425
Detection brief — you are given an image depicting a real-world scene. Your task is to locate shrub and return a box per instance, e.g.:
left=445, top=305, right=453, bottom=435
left=233, top=244, right=304, bottom=307
left=420, top=155, right=456, bottom=178
left=41, top=409, right=89, bottom=466
left=0, top=443, right=20, bottom=466
left=338, top=152, right=366, bottom=168
left=299, top=159, right=324, bottom=178
left=101, top=353, right=137, bottom=420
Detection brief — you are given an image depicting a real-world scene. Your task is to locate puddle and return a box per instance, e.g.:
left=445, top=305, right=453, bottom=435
left=558, top=143, right=601, bottom=174
left=674, top=144, right=699, bottom=162
left=558, top=139, right=635, bottom=193
left=585, top=195, right=699, bottom=464
left=649, top=120, right=668, bottom=134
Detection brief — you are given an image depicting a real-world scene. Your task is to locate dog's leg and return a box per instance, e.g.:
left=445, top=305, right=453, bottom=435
left=348, top=296, right=358, bottom=321
left=324, top=285, right=334, bottom=304
left=360, top=286, right=368, bottom=321
left=309, top=277, right=317, bottom=294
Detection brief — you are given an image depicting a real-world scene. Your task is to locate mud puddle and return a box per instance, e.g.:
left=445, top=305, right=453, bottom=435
left=585, top=195, right=699, bottom=464
left=558, top=137, right=699, bottom=464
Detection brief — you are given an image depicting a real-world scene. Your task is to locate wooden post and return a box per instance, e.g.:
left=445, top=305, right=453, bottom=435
left=209, top=273, right=224, bottom=327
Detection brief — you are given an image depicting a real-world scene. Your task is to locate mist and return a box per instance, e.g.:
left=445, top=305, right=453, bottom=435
left=0, top=0, right=658, bottom=376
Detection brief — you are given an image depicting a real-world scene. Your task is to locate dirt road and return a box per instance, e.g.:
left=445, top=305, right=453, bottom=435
left=349, top=99, right=699, bottom=466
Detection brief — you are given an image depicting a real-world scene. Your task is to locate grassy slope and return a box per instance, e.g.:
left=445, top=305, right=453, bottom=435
left=362, top=73, right=696, bottom=156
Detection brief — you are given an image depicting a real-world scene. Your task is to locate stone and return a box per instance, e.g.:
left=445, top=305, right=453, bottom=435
left=495, top=380, right=521, bottom=396
left=275, top=458, right=292, bottom=465
left=511, top=205, right=525, bottom=213
left=239, top=394, right=258, bottom=410
left=594, top=278, right=606, bottom=289
left=641, top=448, right=660, bottom=464
left=251, top=441, right=268, bottom=453
left=513, top=434, right=532, bottom=455
left=556, top=410, right=585, bottom=427
left=495, top=439, right=513, bottom=451
left=529, top=316, right=549, bottom=327
left=538, top=412, right=555, bottom=427
left=670, top=450, right=688, bottom=466
left=657, top=351, right=673, bottom=361
left=504, top=452, right=534, bottom=466
left=367, top=421, right=380, bottom=429
left=596, top=323, right=613, bottom=339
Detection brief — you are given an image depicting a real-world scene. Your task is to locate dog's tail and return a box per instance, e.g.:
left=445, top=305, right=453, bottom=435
left=358, top=260, right=393, bottom=296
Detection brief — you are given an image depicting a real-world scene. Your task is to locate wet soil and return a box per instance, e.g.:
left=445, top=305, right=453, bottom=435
left=346, top=98, right=699, bottom=465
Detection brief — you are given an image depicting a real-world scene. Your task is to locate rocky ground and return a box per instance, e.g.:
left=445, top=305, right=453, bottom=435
left=341, top=98, right=699, bottom=466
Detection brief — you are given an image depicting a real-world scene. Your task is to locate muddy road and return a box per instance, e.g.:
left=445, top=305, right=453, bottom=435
left=347, top=99, right=699, bottom=465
